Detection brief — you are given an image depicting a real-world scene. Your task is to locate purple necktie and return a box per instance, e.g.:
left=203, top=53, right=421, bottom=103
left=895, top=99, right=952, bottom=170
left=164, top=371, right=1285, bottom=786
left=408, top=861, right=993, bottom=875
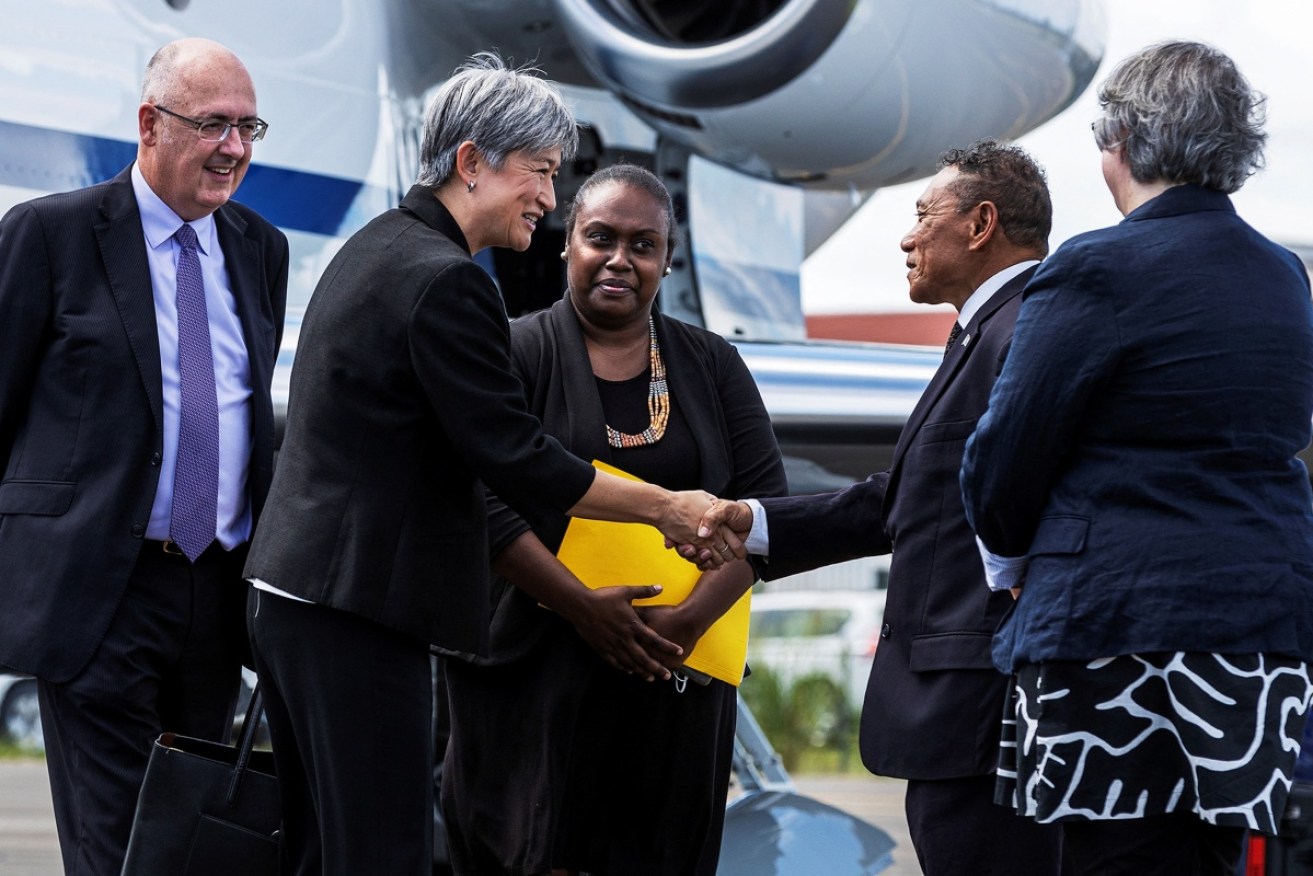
left=169, top=223, right=220, bottom=561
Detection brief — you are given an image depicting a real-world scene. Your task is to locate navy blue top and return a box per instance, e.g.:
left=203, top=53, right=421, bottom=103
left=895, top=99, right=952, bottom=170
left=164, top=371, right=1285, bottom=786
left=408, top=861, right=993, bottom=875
left=961, top=185, right=1313, bottom=673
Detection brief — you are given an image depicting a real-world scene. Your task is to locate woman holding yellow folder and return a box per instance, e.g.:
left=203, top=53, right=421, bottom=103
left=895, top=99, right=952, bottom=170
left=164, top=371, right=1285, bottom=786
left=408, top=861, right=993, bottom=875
left=441, top=163, right=787, bottom=876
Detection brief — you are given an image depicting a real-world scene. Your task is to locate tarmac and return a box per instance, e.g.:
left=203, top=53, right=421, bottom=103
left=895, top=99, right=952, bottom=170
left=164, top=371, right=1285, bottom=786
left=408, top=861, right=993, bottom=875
left=0, top=759, right=920, bottom=875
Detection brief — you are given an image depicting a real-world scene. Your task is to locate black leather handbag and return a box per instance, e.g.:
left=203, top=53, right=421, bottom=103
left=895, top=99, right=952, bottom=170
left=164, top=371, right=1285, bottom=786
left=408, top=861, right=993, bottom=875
left=121, top=684, right=280, bottom=875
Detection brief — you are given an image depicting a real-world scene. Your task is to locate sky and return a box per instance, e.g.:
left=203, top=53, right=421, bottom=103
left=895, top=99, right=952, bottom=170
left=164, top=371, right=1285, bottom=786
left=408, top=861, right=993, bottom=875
left=801, top=0, right=1313, bottom=315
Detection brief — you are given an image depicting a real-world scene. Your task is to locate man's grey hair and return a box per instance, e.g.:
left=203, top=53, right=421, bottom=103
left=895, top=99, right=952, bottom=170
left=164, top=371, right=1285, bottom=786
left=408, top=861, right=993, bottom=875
left=141, top=42, right=185, bottom=106
left=415, top=52, right=579, bottom=189
left=1093, top=40, right=1266, bottom=194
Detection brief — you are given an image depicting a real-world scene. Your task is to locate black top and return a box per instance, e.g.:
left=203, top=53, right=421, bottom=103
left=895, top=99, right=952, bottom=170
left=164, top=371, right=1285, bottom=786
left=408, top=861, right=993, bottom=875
left=595, top=369, right=701, bottom=490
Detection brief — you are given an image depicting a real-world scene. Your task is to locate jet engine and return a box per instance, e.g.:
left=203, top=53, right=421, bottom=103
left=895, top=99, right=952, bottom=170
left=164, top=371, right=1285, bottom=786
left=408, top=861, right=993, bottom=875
left=550, top=0, right=1106, bottom=191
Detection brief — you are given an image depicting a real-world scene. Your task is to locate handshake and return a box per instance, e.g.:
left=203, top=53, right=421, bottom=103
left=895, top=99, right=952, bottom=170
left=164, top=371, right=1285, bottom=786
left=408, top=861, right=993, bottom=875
left=659, top=493, right=757, bottom=571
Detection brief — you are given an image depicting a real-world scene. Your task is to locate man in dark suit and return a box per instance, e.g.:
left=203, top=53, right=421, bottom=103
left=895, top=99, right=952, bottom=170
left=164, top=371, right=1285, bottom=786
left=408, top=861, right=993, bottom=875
left=0, top=38, right=287, bottom=874
left=702, top=140, right=1062, bottom=874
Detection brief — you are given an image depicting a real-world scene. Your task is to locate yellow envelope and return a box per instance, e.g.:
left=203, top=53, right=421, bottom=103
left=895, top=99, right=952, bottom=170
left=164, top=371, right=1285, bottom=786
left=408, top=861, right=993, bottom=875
left=555, top=461, right=751, bottom=685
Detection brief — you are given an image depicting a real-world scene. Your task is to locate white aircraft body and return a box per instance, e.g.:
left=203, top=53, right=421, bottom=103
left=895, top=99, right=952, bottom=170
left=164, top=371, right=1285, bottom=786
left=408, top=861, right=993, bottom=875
left=0, top=0, right=1104, bottom=479
left=0, top=3, right=1105, bottom=871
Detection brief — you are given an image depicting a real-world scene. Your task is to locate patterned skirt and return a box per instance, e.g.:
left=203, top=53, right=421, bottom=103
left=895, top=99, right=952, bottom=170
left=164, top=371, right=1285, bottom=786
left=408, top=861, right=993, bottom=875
left=995, top=652, right=1313, bottom=834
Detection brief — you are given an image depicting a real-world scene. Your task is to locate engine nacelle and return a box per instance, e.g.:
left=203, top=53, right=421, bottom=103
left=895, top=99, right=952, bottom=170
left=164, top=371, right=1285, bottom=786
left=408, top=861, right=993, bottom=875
left=551, top=0, right=1105, bottom=191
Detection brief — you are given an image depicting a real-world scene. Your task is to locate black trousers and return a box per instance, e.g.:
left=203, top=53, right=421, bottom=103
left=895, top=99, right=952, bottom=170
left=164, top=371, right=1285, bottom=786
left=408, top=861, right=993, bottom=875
left=38, top=541, right=246, bottom=876
left=1060, top=813, right=1246, bottom=876
left=247, top=588, right=434, bottom=876
left=904, top=773, right=1064, bottom=876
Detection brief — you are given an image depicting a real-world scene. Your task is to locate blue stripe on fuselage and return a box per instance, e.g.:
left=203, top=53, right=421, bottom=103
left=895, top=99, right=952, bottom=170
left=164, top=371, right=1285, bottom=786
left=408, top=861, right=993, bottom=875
left=0, top=119, right=382, bottom=236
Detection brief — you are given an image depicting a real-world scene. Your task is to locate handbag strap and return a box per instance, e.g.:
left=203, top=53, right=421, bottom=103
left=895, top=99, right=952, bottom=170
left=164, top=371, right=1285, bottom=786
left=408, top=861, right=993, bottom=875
left=226, top=681, right=266, bottom=807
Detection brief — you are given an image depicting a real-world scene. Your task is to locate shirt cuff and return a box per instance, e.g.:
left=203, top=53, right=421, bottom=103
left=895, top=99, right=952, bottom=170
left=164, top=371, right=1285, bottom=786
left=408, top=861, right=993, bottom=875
left=976, top=535, right=1028, bottom=592
left=743, top=498, right=769, bottom=556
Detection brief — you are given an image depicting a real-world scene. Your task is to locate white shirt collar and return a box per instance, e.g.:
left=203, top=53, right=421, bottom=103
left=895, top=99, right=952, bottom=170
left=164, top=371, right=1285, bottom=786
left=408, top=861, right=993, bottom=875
left=956, top=260, right=1040, bottom=329
left=130, top=162, right=217, bottom=255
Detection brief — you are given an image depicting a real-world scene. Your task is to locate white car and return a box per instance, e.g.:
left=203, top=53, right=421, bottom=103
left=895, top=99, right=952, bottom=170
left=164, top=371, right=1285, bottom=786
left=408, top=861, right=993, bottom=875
left=0, top=672, right=42, bottom=751
left=746, top=589, right=886, bottom=708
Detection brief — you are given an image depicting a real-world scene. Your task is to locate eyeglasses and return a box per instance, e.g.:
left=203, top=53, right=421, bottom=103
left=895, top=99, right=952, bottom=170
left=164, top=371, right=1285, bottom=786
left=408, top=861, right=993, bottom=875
left=154, top=105, right=268, bottom=143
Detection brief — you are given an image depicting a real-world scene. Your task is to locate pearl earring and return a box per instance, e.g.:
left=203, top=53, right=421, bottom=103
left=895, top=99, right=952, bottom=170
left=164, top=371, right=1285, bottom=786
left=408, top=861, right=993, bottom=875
left=663, top=266, right=672, bottom=276
left=560, top=251, right=568, bottom=261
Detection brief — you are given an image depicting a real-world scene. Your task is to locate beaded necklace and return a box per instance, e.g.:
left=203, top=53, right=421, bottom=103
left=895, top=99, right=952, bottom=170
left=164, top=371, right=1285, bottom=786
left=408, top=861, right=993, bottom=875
left=605, top=317, right=669, bottom=448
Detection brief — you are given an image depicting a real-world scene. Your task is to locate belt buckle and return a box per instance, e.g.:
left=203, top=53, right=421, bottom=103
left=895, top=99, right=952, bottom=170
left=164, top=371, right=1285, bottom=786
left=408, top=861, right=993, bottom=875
left=160, top=539, right=185, bottom=556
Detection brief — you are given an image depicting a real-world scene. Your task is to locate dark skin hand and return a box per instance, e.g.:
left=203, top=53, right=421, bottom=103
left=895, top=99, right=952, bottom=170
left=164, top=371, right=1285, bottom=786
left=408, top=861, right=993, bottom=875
left=494, top=531, right=682, bottom=680
left=635, top=604, right=707, bottom=671
left=636, top=558, right=757, bottom=674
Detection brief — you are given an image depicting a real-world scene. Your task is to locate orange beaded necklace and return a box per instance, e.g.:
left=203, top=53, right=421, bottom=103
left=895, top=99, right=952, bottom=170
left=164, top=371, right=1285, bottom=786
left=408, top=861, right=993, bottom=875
left=605, top=318, right=669, bottom=448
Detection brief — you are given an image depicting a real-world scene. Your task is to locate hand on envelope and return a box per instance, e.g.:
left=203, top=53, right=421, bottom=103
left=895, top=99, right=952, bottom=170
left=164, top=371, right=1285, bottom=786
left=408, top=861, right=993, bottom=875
left=559, top=463, right=754, bottom=685
left=634, top=603, right=705, bottom=674
left=569, top=584, right=684, bottom=681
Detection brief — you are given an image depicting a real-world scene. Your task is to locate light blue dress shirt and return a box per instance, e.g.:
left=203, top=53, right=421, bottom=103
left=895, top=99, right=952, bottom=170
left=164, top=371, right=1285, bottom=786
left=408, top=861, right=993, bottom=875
left=132, top=164, right=254, bottom=550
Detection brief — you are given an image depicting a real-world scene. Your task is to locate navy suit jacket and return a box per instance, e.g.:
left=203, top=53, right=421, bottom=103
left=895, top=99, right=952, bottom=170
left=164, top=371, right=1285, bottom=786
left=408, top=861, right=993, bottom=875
left=0, top=167, right=288, bottom=682
left=962, top=185, right=1313, bottom=673
left=760, top=267, right=1034, bottom=780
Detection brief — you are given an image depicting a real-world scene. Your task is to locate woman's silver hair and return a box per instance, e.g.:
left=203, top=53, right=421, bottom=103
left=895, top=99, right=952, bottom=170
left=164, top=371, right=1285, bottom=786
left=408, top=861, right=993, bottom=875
left=415, top=52, right=579, bottom=188
left=1093, top=40, right=1266, bottom=194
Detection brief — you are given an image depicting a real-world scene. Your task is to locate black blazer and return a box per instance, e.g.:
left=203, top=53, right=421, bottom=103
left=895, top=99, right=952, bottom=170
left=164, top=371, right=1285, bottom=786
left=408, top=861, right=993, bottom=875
left=0, top=166, right=288, bottom=682
left=759, top=267, right=1034, bottom=780
left=963, top=185, right=1313, bottom=672
left=244, top=187, right=596, bottom=655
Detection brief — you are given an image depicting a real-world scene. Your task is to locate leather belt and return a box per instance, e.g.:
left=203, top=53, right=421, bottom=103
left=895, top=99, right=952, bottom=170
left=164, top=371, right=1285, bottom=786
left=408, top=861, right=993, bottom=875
left=155, top=538, right=185, bottom=556
left=143, top=538, right=222, bottom=561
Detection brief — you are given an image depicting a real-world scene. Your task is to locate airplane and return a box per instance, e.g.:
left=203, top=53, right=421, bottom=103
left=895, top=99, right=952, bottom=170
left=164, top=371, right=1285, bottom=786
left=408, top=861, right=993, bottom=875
left=0, top=0, right=1107, bottom=480
left=0, top=0, right=1106, bottom=871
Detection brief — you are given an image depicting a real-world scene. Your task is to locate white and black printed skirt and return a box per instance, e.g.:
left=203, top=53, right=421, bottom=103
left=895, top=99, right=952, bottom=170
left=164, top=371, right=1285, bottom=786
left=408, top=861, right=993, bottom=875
left=995, top=652, right=1313, bottom=834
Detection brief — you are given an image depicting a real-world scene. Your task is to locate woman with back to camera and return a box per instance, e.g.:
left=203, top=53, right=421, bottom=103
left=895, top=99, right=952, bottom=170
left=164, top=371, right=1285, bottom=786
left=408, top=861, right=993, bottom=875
left=960, top=40, right=1313, bottom=875
left=243, top=59, right=735, bottom=875
left=440, top=163, right=788, bottom=876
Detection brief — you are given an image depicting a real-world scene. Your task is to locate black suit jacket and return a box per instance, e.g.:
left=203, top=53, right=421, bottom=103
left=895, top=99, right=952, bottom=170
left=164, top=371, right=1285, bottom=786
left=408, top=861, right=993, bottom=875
left=759, top=267, right=1034, bottom=780
left=244, top=187, right=596, bottom=655
left=0, top=166, right=288, bottom=682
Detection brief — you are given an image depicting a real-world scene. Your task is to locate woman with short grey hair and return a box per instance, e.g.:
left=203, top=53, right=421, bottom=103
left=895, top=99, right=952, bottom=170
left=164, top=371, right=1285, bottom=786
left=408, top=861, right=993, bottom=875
left=415, top=52, right=579, bottom=189
left=245, top=53, right=723, bottom=875
left=962, top=40, right=1313, bottom=875
left=1091, top=40, right=1265, bottom=196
